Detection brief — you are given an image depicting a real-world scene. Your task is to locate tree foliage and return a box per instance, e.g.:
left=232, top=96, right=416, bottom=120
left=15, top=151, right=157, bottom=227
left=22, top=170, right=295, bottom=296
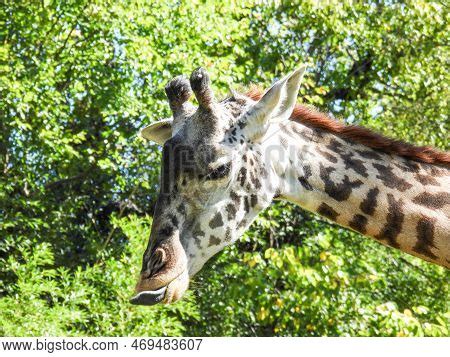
left=1, top=0, right=448, bottom=336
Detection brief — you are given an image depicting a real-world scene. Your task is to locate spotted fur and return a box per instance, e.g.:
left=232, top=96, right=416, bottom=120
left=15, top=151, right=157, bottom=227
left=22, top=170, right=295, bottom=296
left=135, top=68, right=450, bottom=307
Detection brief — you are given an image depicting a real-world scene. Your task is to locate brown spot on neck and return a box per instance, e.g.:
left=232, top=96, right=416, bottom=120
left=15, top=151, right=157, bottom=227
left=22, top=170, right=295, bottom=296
left=413, top=216, right=437, bottom=260
left=428, top=166, right=448, bottom=177
left=372, top=163, right=413, bottom=192
left=413, top=192, right=450, bottom=210
left=243, top=196, right=250, bottom=213
left=208, top=235, right=221, bottom=247
left=395, top=161, right=422, bottom=173
left=414, top=173, right=440, bottom=186
left=317, top=202, right=339, bottom=221
left=226, top=203, right=237, bottom=220
left=319, top=164, right=363, bottom=202
left=209, top=212, right=224, bottom=229
left=237, top=167, right=247, bottom=187
left=341, top=152, right=368, bottom=178
left=356, top=149, right=383, bottom=161
left=360, top=187, right=380, bottom=216
left=375, top=193, right=405, bottom=249
left=298, top=164, right=313, bottom=191
left=349, top=214, right=368, bottom=234
left=326, top=138, right=345, bottom=155
left=230, top=190, right=240, bottom=204
left=317, top=148, right=338, bottom=163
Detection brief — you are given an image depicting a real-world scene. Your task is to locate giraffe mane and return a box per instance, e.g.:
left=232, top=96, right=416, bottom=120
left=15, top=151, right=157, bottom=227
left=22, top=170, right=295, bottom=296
left=245, top=86, right=450, bottom=168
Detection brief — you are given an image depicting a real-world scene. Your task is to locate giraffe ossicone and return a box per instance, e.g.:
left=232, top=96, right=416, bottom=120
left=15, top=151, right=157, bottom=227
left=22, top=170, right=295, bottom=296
left=131, top=67, right=450, bottom=306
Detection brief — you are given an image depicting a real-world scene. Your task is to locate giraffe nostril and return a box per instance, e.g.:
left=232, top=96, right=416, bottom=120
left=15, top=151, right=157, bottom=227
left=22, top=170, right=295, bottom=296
left=148, top=248, right=166, bottom=276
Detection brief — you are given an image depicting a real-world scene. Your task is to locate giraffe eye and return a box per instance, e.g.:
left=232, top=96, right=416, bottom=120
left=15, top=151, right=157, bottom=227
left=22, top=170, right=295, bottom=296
left=205, top=162, right=231, bottom=181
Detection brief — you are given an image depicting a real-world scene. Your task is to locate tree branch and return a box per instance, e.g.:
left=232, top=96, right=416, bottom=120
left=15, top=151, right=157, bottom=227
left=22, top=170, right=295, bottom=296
left=44, top=171, right=88, bottom=190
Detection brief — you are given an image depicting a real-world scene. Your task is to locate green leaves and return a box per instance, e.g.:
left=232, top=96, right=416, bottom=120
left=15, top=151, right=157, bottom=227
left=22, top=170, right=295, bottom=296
left=0, top=216, right=199, bottom=336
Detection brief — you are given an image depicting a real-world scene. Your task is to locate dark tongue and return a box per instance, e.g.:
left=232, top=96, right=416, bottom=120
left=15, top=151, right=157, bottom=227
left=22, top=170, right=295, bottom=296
left=129, top=287, right=167, bottom=306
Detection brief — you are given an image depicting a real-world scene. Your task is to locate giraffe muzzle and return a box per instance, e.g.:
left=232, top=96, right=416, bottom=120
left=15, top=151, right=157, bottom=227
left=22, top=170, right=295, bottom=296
left=129, top=286, right=167, bottom=306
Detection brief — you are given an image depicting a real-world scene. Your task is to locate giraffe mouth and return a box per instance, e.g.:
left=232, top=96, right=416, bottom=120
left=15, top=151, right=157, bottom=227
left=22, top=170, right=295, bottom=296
left=130, top=269, right=189, bottom=306
left=129, top=286, right=167, bottom=306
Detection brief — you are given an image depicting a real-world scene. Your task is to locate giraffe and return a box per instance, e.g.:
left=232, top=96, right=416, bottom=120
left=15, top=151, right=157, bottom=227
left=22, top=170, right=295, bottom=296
left=130, top=67, right=450, bottom=306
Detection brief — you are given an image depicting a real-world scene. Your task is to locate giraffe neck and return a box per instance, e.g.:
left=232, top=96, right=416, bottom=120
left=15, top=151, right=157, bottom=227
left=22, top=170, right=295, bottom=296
left=263, top=120, right=450, bottom=268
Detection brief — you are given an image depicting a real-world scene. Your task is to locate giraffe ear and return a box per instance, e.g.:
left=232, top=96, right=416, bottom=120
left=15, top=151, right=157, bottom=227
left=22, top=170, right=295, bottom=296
left=244, top=65, right=307, bottom=140
left=140, top=118, right=173, bottom=145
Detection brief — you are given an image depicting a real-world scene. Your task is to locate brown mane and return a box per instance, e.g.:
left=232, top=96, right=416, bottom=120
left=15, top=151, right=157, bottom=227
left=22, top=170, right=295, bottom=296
left=245, top=87, right=450, bottom=168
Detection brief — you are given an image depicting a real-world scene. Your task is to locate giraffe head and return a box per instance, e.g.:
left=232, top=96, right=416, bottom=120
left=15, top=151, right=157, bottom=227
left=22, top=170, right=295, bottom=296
left=131, top=67, right=306, bottom=305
